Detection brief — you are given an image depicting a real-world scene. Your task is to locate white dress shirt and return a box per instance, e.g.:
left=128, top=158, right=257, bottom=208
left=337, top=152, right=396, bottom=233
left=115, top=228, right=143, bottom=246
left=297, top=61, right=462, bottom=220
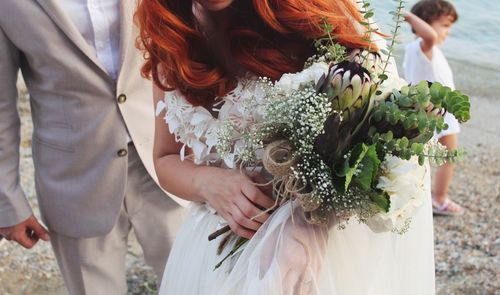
left=60, top=0, right=121, bottom=80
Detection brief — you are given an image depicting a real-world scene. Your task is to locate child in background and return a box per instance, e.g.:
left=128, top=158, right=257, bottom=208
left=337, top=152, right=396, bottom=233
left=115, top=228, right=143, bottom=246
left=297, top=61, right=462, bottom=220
left=403, top=0, right=464, bottom=216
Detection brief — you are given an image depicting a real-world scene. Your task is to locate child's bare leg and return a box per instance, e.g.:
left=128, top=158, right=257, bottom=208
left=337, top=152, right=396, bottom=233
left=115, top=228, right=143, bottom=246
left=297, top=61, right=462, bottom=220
left=432, top=134, right=462, bottom=212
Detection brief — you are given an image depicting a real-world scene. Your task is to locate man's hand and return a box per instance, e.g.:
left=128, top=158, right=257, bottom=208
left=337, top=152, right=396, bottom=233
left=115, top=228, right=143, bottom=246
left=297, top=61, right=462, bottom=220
left=0, top=215, right=50, bottom=249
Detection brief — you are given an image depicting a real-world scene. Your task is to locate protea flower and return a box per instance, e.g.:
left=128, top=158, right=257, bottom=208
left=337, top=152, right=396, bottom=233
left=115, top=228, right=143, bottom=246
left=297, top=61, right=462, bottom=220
left=348, top=49, right=383, bottom=78
left=314, top=61, right=377, bottom=167
left=316, top=60, right=376, bottom=122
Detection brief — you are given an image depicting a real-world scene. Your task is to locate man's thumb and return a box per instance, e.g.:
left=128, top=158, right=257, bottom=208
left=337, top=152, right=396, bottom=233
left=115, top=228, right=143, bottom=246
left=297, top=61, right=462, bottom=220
left=28, top=217, right=50, bottom=241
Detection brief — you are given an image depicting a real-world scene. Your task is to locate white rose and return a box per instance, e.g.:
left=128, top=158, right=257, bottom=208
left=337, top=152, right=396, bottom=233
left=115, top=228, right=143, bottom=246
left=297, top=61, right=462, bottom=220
left=275, top=74, right=294, bottom=93
left=275, top=62, right=329, bottom=94
left=365, top=155, right=428, bottom=233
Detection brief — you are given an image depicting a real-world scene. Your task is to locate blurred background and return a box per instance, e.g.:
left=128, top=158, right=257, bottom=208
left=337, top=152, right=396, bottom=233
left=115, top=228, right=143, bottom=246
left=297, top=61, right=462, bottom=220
left=0, top=0, right=498, bottom=294
left=371, top=3, right=500, bottom=292
left=373, top=0, right=500, bottom=70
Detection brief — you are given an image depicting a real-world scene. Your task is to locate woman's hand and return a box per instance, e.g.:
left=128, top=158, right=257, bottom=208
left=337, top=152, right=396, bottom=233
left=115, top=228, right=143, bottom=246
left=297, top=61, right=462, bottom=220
left=194, top=167, right=276, bottom=239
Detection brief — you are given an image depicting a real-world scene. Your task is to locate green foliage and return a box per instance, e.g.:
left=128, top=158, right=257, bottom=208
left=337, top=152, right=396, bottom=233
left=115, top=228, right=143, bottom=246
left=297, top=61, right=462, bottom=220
left=371, top=131, right=466, bottom=165
left=370, top=192, right=390, bottom=213
left=354, top=145, right=381, bottom=190
left=309, top=19, right=348, bottom=65
left=369, top=81, right=470, bottom=165
left=336, top=143, right=381, bottom=192
left=376, top=0, right=406, bottom=85
left=357, top=0, right=383, bottom=63
left=214, top=238, right=247, bottom=270
left=428, top=83, right=471, bottom=122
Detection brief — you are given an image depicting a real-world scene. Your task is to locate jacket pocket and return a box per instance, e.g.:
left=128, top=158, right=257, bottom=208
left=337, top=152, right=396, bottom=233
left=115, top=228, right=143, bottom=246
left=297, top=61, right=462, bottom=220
left=33, top=134, right=75, bottom=153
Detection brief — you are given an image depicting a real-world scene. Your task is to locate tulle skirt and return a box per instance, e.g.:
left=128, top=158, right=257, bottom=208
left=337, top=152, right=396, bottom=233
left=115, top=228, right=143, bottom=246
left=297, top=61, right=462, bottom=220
left=159, top=170, right=435, bottom=295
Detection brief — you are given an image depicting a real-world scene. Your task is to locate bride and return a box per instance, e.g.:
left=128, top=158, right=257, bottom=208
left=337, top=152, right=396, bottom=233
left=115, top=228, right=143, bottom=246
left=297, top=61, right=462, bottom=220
left=136, top=0, right=435, bottom=294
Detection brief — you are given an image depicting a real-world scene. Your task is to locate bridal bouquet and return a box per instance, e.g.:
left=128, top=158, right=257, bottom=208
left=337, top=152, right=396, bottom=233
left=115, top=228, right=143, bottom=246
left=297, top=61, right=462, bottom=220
left=215, top=27, right=470, bottom=235
left=205, top=4, right=472, bottom=270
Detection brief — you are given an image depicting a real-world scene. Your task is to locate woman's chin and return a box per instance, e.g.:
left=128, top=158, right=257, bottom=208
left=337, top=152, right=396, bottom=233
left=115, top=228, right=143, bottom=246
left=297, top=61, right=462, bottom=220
left=197, top=0, right=234, bottom=11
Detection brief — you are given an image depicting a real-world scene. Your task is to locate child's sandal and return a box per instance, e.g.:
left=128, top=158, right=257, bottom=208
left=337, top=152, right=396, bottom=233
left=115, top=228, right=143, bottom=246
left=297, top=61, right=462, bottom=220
left=432, top=198, right=464, bottom=216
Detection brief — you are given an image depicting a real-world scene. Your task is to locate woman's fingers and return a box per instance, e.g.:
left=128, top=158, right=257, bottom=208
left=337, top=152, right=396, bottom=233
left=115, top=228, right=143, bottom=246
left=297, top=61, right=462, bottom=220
left=235, top=192, right=270, bottom=224
left=202, top=169, right=279, bottom=239
left=231, top=203, right=262, bottom=231
left=248, top=172, right=274, bottom=198
left=241, top=181, right=276, bottom=210
left=226, top=216, right=254, bottom=239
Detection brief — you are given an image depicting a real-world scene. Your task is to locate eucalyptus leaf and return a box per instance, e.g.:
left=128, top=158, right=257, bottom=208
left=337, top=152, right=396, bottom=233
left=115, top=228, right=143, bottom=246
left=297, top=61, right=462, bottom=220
left=370, top=192, right=390, bottom=213
left=353, top=145, right=381, bottom=191
left=343, top=144, right=368, bottom=191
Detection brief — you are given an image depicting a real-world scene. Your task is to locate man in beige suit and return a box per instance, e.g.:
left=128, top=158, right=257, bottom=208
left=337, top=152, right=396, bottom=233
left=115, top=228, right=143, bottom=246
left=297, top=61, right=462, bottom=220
left=0, top=1, right=187, bottom=294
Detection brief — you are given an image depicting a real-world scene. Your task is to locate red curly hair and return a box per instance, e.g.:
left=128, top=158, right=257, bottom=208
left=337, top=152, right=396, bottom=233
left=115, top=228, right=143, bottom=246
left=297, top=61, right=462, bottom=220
left=136, top=0, right=372, bottom=105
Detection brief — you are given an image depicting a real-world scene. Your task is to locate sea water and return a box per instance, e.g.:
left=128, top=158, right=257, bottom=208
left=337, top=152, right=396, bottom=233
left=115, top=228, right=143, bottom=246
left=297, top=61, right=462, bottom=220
left=371, top=0, right=500, bottom=68
left=371, top=0, right=500, bottom=98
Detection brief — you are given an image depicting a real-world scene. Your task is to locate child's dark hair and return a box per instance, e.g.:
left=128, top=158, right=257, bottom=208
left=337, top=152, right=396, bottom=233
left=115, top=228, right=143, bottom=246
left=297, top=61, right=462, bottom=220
left=411, top=0, right=458, bottom=25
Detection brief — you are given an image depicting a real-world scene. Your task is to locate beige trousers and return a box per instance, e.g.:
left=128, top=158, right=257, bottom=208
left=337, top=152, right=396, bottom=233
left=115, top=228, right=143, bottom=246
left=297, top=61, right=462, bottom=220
left=50, top=144, right=185, bottom=295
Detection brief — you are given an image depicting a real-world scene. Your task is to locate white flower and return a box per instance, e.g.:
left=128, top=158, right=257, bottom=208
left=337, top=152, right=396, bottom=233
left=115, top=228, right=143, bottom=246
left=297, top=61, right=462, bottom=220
left=365, top=155, right=428, bottom=233
left=275, top=62, right=329, bottom=94
left=275, top=74, right=294, bottom=92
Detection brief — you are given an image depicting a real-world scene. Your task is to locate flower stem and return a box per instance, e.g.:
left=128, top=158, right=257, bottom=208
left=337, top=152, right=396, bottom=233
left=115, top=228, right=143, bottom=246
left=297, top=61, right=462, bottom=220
left=208, top=225, right=231, bottom=241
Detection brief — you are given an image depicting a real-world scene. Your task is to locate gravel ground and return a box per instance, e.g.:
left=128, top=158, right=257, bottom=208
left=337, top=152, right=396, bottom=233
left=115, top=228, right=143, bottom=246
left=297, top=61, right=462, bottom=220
left=0, top=74, right=498, bottom=294
left=432, top=95, right=500, bottom=295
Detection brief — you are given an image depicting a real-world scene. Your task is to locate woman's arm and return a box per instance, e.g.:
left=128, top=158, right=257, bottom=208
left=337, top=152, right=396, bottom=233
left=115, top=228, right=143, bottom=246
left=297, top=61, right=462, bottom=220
left=152, top=86, right=275, bottom=239
left=404, top=12, right=438, bottom=59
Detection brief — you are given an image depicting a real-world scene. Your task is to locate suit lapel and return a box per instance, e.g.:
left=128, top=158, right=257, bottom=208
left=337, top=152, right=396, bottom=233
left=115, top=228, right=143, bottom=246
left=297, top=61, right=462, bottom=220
left=35, top=0, right=109, bottom=76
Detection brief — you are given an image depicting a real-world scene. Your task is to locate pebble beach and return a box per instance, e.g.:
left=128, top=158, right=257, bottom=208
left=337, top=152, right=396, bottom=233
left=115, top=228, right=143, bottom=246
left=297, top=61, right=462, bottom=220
left=0, top=57, right=499, bottom=294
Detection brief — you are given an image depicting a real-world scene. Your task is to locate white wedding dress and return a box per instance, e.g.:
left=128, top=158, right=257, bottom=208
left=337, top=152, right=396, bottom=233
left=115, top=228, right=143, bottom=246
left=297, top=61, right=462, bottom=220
left=157, top=35, right=435, bottom=293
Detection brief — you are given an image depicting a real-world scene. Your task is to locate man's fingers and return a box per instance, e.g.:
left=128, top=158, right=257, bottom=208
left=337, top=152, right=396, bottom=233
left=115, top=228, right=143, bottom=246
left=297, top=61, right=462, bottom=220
left=13, top=230, right=37, bottom=249
left=27, top=217, right=50, bottom=241
left=241, top=183, right=276, bottom=210
left=0, top=215, right=49, bottom=248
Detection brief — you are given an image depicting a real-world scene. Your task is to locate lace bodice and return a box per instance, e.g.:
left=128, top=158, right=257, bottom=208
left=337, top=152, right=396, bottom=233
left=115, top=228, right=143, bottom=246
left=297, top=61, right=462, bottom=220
left=156, top=77, right=263, bottom=168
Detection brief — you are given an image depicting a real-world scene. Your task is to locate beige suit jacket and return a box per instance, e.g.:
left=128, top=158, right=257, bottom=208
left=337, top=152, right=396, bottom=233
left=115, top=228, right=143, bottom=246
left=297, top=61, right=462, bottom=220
left=0, top=0, right=188, bottom=238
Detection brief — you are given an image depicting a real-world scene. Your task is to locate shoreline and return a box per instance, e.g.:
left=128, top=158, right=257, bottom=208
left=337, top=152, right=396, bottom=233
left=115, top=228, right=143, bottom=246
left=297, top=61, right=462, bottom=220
left=446, top=56, right=500, bottom=76
left=392, top=48, right=500, bottom=101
